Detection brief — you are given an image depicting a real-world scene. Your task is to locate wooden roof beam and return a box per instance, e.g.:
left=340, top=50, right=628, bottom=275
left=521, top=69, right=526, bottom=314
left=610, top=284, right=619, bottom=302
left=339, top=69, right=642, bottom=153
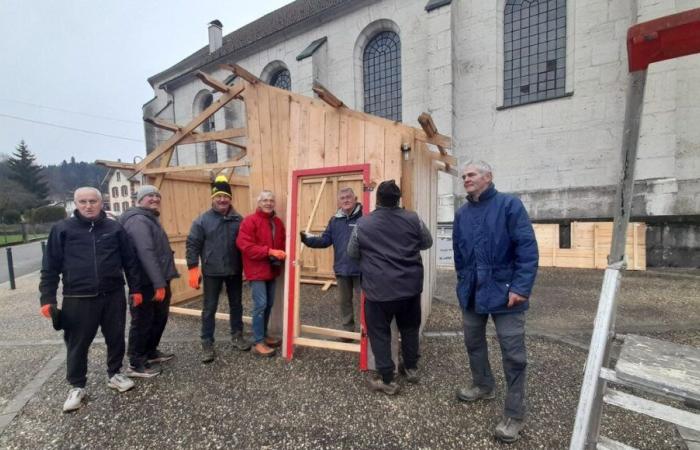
left=144, top=117, right=247, bottom=151
left=196, top=71, right=231, bottom=93
left=142, top=159, right=249, bottom=175
left=135, top=82, right=245, bottom=173
left=220, top=63, right=260, bottom=84
left=312, top=81, right=345, bottom=108
left=417, top=112, right=446, bottom=156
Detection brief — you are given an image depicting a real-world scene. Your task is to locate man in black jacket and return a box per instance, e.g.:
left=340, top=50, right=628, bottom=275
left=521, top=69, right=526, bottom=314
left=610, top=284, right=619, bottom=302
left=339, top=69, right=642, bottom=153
left=186, top=176, right=249, bottom=363
left=120, top=185, right=179, bottom=378
left=39, top=187, right=141, bottom=412
left=301, top=187, right=362, bottom=333
left=347, top=180, right=433, bottom=395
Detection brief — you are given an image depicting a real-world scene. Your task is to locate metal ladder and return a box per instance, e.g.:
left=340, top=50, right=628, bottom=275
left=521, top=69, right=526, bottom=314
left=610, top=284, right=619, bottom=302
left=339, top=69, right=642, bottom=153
left=569, top=9, right=700, bottom=450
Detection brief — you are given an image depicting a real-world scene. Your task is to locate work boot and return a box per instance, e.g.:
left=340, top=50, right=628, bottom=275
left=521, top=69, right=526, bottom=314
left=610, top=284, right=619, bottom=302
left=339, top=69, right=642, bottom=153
left=231, top=331, right=252, bottom=351
left=62, top=387, right=86, bottom=413
left=398, top=363, right=420, bottom=384
left=367, top=374, right=400, bottom=396
left=201, top=342, right=216, bottom=363
left=456, top=385, right=495, bottom=402
left=264, top=336, right=281, bottom=347
left=494, top=416, right=525, bottom=443
left=252, top=342, right=276, bottom=357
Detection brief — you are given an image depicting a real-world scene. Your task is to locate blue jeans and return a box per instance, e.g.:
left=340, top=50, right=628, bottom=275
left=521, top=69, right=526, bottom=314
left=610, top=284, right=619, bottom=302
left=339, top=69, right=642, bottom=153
left=251, top=280, right=276, bottom=343
left=462, top=309, right=527, bottom=419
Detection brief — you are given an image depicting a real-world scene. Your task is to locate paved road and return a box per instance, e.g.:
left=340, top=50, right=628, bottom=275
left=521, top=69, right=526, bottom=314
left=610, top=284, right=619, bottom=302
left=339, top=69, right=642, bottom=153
left=0, top=241, right=45, bottom=284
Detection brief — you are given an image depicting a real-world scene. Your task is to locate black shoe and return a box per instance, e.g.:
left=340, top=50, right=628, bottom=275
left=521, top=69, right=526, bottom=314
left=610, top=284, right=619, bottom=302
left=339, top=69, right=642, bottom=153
left=231, top=332, right=252, bottom=351
left=147, top=350, right=175, bottom=364
left=201, top=342, right=215, bottom=363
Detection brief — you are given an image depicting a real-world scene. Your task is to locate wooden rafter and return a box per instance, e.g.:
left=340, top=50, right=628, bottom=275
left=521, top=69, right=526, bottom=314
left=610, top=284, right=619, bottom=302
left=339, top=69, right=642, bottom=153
left=142, top=159, right=249, bottom=175
left=414, top=129, right=451, bottom=149
left=418, top=112, right=447, bottom=156
left=144, top=117, right=247, bottom=150
left=312, top=81, right=345, bottom=108
left=196, top=71, right=232, bottom=93
left=135, top=82, right=245, bottom=173
left=220, top=63, right=260, bottom=84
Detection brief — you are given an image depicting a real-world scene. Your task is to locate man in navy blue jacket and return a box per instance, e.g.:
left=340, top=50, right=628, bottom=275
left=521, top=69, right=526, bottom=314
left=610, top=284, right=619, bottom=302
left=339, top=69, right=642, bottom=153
left=301, top=187, right=362, bottom=333
left=452, top=161, right=538, bottom=443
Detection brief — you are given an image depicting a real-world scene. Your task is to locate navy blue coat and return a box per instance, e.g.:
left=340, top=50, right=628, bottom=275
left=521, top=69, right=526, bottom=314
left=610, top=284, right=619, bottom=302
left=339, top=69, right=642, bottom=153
left=304, top=204, right=362, bottom=277
left=452, top=185, right=538, bottom=314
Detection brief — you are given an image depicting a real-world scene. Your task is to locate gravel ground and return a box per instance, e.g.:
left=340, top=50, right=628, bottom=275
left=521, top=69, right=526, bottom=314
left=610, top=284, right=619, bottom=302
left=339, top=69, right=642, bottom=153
left=0, top=268, right=697, bottom=449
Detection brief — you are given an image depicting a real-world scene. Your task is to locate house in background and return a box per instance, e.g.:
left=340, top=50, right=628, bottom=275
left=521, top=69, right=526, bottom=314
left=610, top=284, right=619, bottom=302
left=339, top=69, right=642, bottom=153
left=142, top=0, right=700, bottom=267
left=99, top=161, right=142, bottom=216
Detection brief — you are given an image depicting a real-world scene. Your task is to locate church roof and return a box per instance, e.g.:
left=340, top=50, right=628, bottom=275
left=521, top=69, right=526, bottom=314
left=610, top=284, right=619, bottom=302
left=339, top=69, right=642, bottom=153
left=148, top=0, right=365, bottom=88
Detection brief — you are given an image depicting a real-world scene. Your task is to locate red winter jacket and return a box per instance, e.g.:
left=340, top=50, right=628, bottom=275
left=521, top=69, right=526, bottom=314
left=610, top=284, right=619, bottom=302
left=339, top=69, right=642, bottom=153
left=236, top=208, right=286, bottom=281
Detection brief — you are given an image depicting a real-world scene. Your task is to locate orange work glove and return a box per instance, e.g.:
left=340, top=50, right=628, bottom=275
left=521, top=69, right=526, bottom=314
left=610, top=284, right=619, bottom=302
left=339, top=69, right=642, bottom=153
left=188, top=267, right=201, bottom=289
left=40, top=304, right=52, bottom=318
left=131, top=293, right=143, bottom=307
left=154, top=287, right=166, bottom=302
left=268, top=249, right=286, bottom=261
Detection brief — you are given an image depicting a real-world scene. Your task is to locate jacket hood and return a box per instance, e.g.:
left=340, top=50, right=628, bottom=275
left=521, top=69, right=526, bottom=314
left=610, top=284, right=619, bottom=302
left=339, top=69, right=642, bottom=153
left=335, top=203, right=362, bottom=219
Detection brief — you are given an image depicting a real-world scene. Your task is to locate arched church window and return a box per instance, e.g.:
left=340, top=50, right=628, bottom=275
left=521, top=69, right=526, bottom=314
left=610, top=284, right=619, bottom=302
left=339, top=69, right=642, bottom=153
left=363, top=31, right=402, bottom=121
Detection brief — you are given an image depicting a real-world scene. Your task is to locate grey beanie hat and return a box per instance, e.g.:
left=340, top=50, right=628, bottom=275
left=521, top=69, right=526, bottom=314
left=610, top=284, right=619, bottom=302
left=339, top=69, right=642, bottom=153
left=136, top=185, right=160, bottom=203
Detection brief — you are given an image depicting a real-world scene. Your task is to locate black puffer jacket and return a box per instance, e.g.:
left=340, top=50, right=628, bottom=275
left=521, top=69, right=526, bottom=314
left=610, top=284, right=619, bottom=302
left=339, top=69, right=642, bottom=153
left=186, top=207, right=243, bottom=276
left=119, top=207, right=179, bottom=289
left=39, top=210, right=141, bottom=305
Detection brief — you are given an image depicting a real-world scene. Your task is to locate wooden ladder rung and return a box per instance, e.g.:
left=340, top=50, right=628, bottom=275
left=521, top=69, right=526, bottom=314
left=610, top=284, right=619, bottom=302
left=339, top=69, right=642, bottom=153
left=603, top=388, right=700, bottom=432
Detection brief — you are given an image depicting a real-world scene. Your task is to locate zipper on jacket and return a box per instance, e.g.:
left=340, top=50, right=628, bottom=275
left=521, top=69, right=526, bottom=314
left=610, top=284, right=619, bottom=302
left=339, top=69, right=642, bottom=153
left=90, top=221, right=99, bottom=296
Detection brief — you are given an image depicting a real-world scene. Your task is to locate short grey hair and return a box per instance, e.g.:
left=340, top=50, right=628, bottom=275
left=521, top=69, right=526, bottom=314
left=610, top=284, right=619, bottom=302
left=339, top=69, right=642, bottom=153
left=74, top=187, right=102, bottom=202
left=257, top=190, right=274, bottom=202
left=462, top=160, right=493, bottom=175
left=338, top=187, right=355, bottom=197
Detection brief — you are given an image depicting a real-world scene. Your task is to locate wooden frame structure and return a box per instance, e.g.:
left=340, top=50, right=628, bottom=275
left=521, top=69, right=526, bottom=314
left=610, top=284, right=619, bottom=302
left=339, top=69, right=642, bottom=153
left=127, top=66, right=455, bottom=359
left=285, top=164, right=371, bottom=367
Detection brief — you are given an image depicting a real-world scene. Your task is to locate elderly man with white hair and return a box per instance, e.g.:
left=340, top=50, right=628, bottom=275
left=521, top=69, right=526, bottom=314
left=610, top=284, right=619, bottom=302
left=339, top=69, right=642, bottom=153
left=452, top=161, right=538, bottom=443
left=39, top=187, right=142, bottom=412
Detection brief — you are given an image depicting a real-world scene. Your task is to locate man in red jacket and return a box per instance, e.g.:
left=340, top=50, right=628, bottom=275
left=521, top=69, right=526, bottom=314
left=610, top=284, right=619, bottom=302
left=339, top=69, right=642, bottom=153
left=236, top=190, right=286, bottom=357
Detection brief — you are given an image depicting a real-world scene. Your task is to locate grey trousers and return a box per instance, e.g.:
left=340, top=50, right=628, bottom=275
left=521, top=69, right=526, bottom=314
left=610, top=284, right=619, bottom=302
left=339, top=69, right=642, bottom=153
left=336, top=275, right=360, bottom=331
left=462, top=309, right=527, bottom=419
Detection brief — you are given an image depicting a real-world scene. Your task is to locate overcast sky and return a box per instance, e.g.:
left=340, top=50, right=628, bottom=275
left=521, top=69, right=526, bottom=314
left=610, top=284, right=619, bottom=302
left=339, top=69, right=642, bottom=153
left=0, top=0, right=293, bottom=166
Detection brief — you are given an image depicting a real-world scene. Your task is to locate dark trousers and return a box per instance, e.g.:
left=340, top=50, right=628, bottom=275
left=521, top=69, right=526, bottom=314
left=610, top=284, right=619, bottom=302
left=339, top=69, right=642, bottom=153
left=365, top=295, right=421, bottom=383
left=62, top=289, right=127, bottom=388
left=462, top=309, right=527, bottom=419
left=127, top=283, right=171, bottom=367
left=201, top=274, right=243, bottom=343
left=336, top=276, right=360, bottom=331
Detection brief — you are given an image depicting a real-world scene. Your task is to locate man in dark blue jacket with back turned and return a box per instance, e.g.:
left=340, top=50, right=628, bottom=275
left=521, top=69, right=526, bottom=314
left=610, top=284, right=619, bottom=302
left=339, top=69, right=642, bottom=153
left=301, top=187, right=362, bottom=333
left=453, top=160, right=538, bottom=444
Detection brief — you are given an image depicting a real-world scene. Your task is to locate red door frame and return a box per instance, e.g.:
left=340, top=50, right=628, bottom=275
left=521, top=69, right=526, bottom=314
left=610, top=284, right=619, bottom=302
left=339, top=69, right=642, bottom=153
left=286, top=163, right=370, bottom=370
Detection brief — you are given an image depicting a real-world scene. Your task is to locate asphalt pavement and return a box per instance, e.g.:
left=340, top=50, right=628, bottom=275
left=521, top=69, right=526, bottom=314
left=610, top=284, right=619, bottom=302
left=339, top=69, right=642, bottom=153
left=0, top=241, right=45, bottom=284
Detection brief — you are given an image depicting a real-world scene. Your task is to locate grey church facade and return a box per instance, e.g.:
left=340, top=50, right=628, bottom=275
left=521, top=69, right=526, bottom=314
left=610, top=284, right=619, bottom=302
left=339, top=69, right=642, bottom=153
left=143, top=0, right=700, bottom=267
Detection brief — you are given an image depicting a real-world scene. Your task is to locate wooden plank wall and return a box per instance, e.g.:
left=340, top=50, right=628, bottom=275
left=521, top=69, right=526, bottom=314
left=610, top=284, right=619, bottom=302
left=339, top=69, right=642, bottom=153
left=152, top=176, right=251, bottom=303
left=243, top=81, right=422, bottom=276
left=534, top=222, right=646, bottom=270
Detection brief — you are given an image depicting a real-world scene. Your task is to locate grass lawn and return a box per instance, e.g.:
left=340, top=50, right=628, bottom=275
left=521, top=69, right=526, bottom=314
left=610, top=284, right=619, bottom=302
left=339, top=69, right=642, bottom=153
left=0, top=234, right=47, bottom=246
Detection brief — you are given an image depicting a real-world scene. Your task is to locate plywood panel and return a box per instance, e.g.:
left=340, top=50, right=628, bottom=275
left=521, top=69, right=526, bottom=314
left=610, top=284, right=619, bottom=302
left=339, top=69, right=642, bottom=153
left=534, top=222, right=646, bottom=270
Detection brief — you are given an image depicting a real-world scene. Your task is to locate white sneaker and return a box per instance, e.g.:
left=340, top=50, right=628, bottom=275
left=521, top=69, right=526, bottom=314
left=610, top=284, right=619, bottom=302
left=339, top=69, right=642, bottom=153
left=62, top=387, right=86, bottom=412
left=107, top=373, right=135, bottom=392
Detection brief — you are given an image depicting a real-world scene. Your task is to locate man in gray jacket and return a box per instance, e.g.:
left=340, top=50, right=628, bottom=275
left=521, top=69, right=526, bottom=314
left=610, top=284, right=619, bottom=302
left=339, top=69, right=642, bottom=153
left=348, top=180, right=433, bottom=395
left=186, top=176, right=249, bottom=363
left=120, top=185, right=179, bottom=377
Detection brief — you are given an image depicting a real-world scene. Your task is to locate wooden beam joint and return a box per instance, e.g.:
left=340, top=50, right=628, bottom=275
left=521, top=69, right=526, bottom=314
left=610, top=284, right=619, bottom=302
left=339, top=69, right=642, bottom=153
left=220, top=63, right=260, bottom=84
left=312, top=81, right=345, bottom=108
left=196, top=71, right=231, bottom=93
